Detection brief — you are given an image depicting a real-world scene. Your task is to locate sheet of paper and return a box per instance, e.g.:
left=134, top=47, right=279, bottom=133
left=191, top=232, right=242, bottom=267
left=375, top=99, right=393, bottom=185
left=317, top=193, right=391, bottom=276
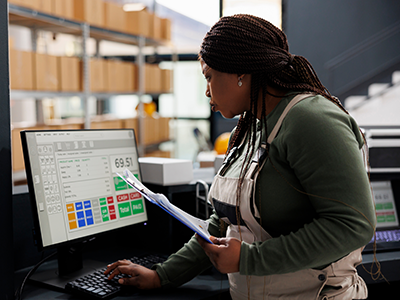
left=117, top=170, right=212, bottom=243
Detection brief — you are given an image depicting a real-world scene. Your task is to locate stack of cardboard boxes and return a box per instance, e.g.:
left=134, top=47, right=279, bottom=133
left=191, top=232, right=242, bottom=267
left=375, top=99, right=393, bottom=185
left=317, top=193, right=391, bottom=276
left=124, top=117, right=170, bottom=146
left=9, top=50, right=81, bottom=92
left=58, top=56, right=81, bottom=92
left=9, top=49, right=33, bottom=90
left=10, top=51, right=172, bottom=94
left=8, top=0, right=172, bottom=41
left=145, top=64, right=173, bottom=94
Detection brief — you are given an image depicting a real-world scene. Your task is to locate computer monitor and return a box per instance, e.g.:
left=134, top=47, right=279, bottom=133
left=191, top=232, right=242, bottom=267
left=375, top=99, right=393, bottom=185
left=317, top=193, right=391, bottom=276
left=371, top=180, right=399, bottom=229
left=21, top=129, right=147, bottom=288
left=364, top=176, right=400, bottom=253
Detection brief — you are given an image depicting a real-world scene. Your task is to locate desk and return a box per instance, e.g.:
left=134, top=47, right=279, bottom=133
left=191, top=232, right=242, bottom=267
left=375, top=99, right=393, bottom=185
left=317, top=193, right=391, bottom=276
left=359, top=250, right=400, bottom=284
left=15, top=259, right=230, bottom=300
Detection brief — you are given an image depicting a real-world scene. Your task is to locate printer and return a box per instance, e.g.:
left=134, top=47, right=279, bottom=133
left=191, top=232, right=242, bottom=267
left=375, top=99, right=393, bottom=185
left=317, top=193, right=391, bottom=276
left=364, top=128, right=400, bottom=173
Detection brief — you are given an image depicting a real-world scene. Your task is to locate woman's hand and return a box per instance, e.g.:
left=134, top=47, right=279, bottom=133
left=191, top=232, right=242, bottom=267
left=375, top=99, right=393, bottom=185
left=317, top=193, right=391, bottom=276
left=104, top=259, right=161, bottom=290
left=196, top=234, right=241, bottom=274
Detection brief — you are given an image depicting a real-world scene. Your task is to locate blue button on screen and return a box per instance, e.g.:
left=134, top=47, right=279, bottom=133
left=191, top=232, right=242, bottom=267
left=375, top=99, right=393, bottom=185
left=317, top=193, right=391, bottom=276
left=85, top=209, right=94, bottom=225
left=77, top=211, right=86, bottom=227
left=75, top=202, right=83, bottom=210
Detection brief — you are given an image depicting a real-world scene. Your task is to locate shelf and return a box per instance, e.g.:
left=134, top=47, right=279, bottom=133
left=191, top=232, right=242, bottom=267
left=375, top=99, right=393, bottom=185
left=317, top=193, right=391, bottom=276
left=89, top=24, right=172, bottom=47
left=11, top=90, right=84, bottom=99
left=8, top=3, right=176, bottom=156
left=9, top=4, right=82, bottom=35
left=8, top=4, right=172, bottom=47
left=10, top=90, right=173, bottom=100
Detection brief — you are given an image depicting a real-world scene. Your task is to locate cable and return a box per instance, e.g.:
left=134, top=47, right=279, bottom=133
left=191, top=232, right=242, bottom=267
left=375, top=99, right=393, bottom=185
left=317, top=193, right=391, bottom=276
left=14, top=251, right=57, bottom=300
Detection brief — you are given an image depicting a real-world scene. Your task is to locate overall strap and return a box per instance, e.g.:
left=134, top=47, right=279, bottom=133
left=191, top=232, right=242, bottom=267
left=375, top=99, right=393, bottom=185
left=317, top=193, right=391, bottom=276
left=267, top=93, right=314, bottom=145
left=246, top=93, right=315, bottom=179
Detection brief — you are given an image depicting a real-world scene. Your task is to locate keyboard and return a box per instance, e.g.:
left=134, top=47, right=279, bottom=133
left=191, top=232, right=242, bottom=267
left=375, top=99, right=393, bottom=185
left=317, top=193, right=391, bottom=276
left=374, top=229, right=400, bottom=243
left=363, top=229, right=400, bottom=253
left=65, top=254, right=167, bottom=299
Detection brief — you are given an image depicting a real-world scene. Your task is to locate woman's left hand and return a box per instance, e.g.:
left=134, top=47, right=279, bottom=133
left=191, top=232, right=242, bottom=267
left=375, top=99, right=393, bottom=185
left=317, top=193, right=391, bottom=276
left=196, top=234, right=241, bottom=274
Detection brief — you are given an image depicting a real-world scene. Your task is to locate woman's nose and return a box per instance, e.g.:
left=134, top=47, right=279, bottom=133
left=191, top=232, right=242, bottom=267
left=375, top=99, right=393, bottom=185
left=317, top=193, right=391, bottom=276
left=205, top=89, right=211, bottom=98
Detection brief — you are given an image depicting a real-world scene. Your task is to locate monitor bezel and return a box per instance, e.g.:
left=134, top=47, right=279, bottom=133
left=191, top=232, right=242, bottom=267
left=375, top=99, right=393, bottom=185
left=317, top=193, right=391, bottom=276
left=20, top=128, right=146, bottom=252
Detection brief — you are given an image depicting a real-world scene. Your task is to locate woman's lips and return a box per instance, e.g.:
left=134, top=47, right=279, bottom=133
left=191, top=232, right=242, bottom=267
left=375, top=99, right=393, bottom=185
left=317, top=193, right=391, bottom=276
left=210, top=101, right=216, bottom=112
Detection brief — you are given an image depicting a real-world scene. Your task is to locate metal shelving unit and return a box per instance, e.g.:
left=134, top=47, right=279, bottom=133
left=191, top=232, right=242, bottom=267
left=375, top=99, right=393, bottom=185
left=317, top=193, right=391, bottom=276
left=8, top=3, right=175, bottom=156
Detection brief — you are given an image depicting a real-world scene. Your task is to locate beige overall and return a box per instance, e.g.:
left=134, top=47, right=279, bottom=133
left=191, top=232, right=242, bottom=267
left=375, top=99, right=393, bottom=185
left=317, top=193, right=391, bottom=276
left=208, top=94, right=368, bottom=300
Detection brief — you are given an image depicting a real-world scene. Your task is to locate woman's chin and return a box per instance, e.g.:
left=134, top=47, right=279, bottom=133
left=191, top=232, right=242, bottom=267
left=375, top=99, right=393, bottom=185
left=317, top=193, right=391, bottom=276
left=220, top=112, right=235, bottom=119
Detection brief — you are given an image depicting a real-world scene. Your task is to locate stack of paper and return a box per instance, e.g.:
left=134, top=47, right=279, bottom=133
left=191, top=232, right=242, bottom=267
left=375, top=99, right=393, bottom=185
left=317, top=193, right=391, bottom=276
left=117, top=169, right=213, bottom=244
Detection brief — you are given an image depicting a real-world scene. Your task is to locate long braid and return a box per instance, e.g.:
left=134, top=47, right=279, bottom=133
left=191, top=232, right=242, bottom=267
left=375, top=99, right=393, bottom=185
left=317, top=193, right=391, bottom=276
left=235, top=73, right=261, bottom=232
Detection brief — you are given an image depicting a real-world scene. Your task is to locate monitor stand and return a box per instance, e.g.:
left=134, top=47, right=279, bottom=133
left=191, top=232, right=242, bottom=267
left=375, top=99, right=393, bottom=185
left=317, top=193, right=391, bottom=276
left=29, top=243, right=106, bottom=291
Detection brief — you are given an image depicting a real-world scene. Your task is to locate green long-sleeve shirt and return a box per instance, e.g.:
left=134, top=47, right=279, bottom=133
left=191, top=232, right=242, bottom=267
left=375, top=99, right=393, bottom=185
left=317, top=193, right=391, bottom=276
left=154, top=92, right=376, bottom=288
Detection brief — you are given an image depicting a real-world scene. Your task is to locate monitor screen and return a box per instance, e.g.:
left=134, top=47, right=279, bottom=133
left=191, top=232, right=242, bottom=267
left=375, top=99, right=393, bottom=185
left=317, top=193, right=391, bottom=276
left=21, top=129, right=147, bottom=250
left=371, top=180, right=399, bottom=229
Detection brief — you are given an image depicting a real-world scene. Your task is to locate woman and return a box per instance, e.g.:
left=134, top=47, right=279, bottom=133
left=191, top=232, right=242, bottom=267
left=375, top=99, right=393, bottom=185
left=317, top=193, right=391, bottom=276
left=105, top=14, right=376, bottom=299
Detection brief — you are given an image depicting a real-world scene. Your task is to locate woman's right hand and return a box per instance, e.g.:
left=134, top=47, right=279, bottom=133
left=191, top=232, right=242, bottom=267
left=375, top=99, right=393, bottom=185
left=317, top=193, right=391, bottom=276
left=104, top=259, right=161, bottom=290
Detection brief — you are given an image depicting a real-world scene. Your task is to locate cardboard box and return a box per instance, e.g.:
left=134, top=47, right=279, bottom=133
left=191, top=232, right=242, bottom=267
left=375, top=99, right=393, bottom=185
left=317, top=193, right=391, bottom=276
left=138, top=157, right=193, bottom=186
left=105, top=60, right=126, bottom=92
left=120, top=61, right=137, bottom=92
left=9, top=49, right=34, bottom=90
left=145, top=64, right=161, bottom=93
left=53, top=0, right=74, bottom=19
left=161, top=69, right=172, bottom=93
left=125, top=9, right=150, bottom=37
left=104, top=1, right=125, bottom=32
left=160, top=17, right=172, bottom=41
left=144, top=150, right=171, bottom=158
left=12, top=125, right=50, bottom=172
left=149, top=12, right=161, bottom=40
left=131, top=63, right=138, bottom=91
left=58, top=56, right=81, bottom=92
left=33, top=53, right=59, bottom=91
left=73, top=0, right=104, bottom=27
left=89, top=58, right=106, bottom=92
left=8, top=0, right=20, bottom=5
left=36, top=0, right=52, bottom=14
left=123, top=118, right=139, bottom=143
left=105, top=59, right=117, bottom=92
left=123, top=117, right=138, bottom=130
left=47, top=119, right=83, bottom=129
left=121, top=61, right=131, bottom=91
left=159, top=117, right=170, bottom=141
left=9, top=36, right=13, bottom=49
left=105, top=60, right=137, bottom=92
left=11, top=127, right=25, bottom=172
left=10, top=0, right=39, bottom=10
left=90, top=116, right=123, bottom=129
left=8, top=0, right=24, bottom=7
left=140, top=115, right=157, bottom=145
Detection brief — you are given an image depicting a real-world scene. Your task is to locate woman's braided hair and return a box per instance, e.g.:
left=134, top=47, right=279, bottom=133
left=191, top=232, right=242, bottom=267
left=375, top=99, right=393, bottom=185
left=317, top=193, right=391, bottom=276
left=199, top=14, right=348, bottom=151
left=199, top=14, right=350, bottom=234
